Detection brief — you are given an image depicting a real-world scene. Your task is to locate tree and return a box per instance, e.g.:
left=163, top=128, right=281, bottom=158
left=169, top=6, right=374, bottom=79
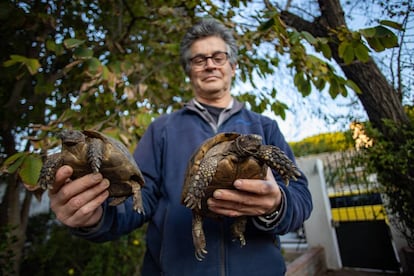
left=273, top=0, right=414, bottom=249
left=0, top=1, right=195, bottom=273
left=0, top=0, right=413, bottom=273
left=277, top=0, right=410, bottom=132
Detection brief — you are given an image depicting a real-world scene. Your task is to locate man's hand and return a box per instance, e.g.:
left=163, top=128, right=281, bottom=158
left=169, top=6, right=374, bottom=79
left=207, top=168, right=282, bottom=217
left=49, top=165, right=109, bottom=228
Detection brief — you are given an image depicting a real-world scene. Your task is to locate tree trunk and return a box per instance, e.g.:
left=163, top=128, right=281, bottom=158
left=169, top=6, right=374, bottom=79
left=0, top=128, right=32, bottom=275
left=280, top=0, right=410, bottom=137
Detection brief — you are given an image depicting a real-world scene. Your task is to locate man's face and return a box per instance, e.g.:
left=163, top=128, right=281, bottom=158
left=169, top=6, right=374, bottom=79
left=189, top=36, right=236, bottom=102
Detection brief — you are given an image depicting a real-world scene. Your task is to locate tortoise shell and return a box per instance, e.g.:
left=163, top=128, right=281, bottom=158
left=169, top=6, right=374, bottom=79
left=181, top=132, right=300, bottom=260
left=38, top=129, right=144, bottom=213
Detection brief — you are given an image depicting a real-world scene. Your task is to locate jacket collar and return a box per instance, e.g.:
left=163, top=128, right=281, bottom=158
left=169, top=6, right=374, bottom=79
left=184, top=98, right=245, bottom=132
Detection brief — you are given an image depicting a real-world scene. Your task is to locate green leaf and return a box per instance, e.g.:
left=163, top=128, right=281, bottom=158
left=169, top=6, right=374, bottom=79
left=301, top=31, right=317, bottom=45
left=370, top=26, right=398, bottom=49
left=338, top=41, right=349, bottom=58
left=19, top=154, right=42, bottom=186
left=46, top=40, right=57, bottom=52
left=3, top=55, right=40, bottom=74
left=338, top=42, right=354, bottom=64
left=7, top=156, right=24, bottom=174
left=313, top=77, right=326, bottom=90
left=379, top=20, right=403, bottom=30
left=365, top=37, right=385, bottom=52
left=86, top=57, right=102, bottom=75
left=3, top=55, right=21, bottom=67
left=3, top=152, right=26, bottom=166
left=319, top=42, right=332, bottom=59
left=25, top=58, right=40, bottom=75
left=345, top=79, right=362, bottom=94
left=380, top=34, right=398, bottom=48
left=73, top=47, right=93, bottom=59
left=271, top=101, right=288, bottom=120
left=258, top=18, right=275, bottom=32
left=64, top=38, right=85, bottom=49
left=289, top=31, right=301, bottom=44
left=3, top=152, right=26, bottom=174
left=354, top=43, right=370, bottom=62
left=46, top=40, right=65, bottom=56
left=360, top=27, right=376, bottom=38
left=108, top=61, right=122, bottom=75
left=328, top=77, right=339, bottom=98
left=294, top=72, right=311, bottom=96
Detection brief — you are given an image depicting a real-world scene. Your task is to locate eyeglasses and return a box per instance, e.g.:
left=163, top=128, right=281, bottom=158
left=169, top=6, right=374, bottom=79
left=190, top=51, right=229, bottom=68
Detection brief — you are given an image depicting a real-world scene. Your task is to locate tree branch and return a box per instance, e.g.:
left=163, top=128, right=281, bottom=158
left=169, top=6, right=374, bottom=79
left=280, top=10, right=327, bottom=38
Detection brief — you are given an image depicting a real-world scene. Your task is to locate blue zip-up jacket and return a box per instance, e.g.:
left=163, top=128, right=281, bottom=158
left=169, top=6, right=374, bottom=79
left=73, top=99, right=313, bottom=276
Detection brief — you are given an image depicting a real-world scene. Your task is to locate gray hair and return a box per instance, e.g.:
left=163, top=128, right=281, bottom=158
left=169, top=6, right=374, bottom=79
left=180, top=18, right=238, bottom=75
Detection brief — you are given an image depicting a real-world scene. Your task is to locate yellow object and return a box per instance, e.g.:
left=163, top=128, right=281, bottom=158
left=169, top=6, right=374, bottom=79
left=331, top=204, right=387, bottom=222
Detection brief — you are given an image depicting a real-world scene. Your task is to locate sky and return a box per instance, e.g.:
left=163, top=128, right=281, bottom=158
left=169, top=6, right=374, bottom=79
left=234, top=61, right=366, bottom=142
left=232, top=0, right=413, bottom=142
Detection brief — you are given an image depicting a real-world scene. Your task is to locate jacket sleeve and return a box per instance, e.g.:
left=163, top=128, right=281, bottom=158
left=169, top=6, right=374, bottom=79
left=70, top=122, right=163, bottom=242
left=251, top=119, right=313, bottom=234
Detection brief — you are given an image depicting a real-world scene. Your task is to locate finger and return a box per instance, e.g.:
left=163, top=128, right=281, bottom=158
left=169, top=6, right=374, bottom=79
left=208, top=197, right=259, bottom=217
left=207, top=198, right=243, bottom=217
left=49, top=165, right=73, bottom=194
left=64, top=190, right=109, bottom=228
left=233, top=169, right=277, bottom=195
left=52, top=181, right=109, bottom=226
left=54, top=178, right=109, bottom=214
left=55, top=173, right=104, bottom=200
left=210, top=191, right=259, bottom=209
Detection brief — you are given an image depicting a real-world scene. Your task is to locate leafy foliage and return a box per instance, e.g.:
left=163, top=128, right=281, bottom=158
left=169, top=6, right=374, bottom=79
left=362, top=117, right=414, bottom=248
left=0, top=225, right=19, bottom=275
left=289, top=131, right=354, bottom=157
left=21, top=213, right=146, bottom=276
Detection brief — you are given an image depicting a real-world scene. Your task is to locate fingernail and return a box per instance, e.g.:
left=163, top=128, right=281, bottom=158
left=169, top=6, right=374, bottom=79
left=214, top=190, right=222, bottom=199
left=102, top=179, right=110, bottom=188
left=62, top=165, right=72, bottom=175
left=234, top=180, right=242, bottom=188
left=207, top=199, right=215, bottom=207
left=92, top=173, right=103, bottom=182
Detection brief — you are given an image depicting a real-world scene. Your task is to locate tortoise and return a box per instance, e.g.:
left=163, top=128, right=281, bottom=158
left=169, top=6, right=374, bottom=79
left=38, top=129, right=144, bottom=213
left=181, top=132, right=301, bottom=260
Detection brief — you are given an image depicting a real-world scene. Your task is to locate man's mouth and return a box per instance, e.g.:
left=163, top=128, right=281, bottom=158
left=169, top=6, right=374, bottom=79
left=203, top=75, right=219, bottom=81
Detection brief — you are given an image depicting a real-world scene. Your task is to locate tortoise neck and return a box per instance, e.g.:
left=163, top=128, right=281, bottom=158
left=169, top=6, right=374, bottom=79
left=234, top=138, right=253, bottom=157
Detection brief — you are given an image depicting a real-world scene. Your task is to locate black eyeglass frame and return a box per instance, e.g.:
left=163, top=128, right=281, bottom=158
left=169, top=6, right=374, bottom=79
left=189, top=51, right=229, bottom=68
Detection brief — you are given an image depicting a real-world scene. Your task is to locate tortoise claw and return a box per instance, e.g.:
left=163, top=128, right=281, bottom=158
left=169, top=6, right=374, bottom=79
left=133, top=203, right=145, bottom=215
left=195, top=248, right=208, bottom=261
left=184, top=195, right=201, bottom=210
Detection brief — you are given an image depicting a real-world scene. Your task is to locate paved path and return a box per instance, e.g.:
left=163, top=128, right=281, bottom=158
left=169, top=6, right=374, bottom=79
left=324, top=269, right=399, bottom=275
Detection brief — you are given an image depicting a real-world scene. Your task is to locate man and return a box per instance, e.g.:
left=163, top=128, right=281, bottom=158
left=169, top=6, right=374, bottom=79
left=49, top=18, right=312, bottom=275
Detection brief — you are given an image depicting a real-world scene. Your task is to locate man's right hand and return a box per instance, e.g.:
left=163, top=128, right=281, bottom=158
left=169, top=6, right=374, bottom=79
left=49, top=165, right=110, bottom=228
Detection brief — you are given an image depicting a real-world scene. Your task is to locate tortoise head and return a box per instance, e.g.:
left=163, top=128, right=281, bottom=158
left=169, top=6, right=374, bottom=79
left=234, top=134, right=262, bottom=156
left=58, top=130, right=86, bottom=147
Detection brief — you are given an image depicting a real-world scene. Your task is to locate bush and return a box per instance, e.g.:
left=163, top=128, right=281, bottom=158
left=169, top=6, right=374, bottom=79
left=21, top=213, right=146, bottom=276
left=289, top=131, right=354, bottom=157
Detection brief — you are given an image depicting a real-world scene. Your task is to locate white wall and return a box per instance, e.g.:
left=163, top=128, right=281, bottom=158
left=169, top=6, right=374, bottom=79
left=297, top=157, right=342, bottom=270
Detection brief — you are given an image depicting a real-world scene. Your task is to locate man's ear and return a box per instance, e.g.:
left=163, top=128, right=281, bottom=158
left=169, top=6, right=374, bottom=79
left=231, top=63, right=237, bottom=76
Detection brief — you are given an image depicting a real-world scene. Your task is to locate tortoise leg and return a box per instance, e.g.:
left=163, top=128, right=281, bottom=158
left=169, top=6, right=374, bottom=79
left=87, top=138, right=104, bottom=173
left=231, top=217, right=247, bottom=247
left=131, top=182, right=144, bottom=214
left=192, top=212, right=207, bottom=261
left=38, top=153, right=63, bottom=190
left=184, top=157, right=218, bottom=210
left=257, top=145, right=301, bottom=185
